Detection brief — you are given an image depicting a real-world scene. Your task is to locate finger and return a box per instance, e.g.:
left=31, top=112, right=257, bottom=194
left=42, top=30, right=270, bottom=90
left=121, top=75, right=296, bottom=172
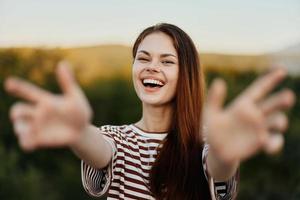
left=56, top=61, right=79, bottom=96
left=242, top=68, right=287, bottom=102
left=260, top=89, right=295, bottom=115
left=13, top=118, right=31, bottom=137
left=5, top=77, right=50, bottom=103
left=266, top=112, right=288, bottom=133
left=207, top=78, right=227, bottom=111
left=13, top=118, right=38, bottom=151
left=10, top=102, right=35, bottom=121
left=9, top=103, right=37, bottom=151
left=263, top=133, right=284, bottom=155
left=17, top=128, right=37, bottom=151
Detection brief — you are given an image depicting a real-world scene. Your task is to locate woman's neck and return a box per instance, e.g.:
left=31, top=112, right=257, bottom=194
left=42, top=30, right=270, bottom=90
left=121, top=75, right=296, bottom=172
left=135, top=103, right=173, bottom=133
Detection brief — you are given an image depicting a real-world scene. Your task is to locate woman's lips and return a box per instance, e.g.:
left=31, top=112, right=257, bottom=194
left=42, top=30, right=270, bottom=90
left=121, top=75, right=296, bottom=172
left=140, top=80, right=163, bottom=93
left=144, top=85, right=161, bottom=92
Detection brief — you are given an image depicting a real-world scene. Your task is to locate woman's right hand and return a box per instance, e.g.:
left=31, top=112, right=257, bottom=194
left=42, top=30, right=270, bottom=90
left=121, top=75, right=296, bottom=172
left=5, top=62, right=93, bottom=151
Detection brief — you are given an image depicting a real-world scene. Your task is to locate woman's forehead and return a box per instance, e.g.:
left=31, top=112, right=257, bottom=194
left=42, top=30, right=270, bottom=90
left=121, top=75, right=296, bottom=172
left=137, top=32, right=177, bottom=57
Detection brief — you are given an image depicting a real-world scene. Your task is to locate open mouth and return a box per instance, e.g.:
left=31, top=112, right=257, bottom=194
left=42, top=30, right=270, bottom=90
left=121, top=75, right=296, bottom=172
left=142, top=78, right=165, bottom=88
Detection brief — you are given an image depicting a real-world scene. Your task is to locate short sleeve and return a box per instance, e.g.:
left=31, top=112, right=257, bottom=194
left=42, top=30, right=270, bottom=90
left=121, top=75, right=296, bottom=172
left=202, top=144, right=239, bottom=200
left=81, top=125, right=118, bottom=197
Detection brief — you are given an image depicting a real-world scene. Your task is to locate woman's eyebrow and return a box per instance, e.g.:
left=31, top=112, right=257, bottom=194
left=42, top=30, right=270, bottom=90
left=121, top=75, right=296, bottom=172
left=137, top=50, right=177, bottom=58
left=137, top=50, right=150, bottom=56
left=160, top=53, right=177, bottom=58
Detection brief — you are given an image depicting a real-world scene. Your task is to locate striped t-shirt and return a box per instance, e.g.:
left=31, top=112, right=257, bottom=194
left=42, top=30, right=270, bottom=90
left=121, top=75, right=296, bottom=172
left=81, top=124, right=239, bottom=200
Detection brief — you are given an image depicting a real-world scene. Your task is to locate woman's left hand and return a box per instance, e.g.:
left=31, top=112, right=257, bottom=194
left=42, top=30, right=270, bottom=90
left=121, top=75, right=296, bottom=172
left=204, top=68, right=295, bottom=165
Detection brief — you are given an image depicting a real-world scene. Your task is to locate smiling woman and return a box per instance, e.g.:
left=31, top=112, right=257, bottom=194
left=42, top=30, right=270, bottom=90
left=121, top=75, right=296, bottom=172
left=4, top=23, right=295, bottom=200
left=132, top=32, right=179, bottom=107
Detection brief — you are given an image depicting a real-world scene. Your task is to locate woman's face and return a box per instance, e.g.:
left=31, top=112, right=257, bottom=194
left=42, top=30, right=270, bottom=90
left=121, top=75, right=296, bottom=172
left=132, top=32, right=179, bottom=106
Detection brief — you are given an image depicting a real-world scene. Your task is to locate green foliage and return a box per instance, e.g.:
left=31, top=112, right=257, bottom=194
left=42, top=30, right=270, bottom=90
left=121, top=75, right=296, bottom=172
left=86, top=77, right=141, bottom=126
left=0, top=49, right=299, bottom=199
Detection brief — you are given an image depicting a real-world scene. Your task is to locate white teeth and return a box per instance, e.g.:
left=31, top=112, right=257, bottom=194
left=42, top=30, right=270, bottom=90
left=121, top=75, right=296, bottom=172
left=143, top=79, right=164, bottom=86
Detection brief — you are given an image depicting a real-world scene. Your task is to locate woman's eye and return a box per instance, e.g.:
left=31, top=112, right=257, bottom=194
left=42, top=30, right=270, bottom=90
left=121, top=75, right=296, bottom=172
left=162, top=60, right=175, bottom=65
left=137, top=57, right=149, bottom=62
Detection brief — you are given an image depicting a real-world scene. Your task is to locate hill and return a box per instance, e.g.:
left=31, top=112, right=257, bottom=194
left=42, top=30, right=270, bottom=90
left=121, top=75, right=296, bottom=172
left=3, top=44, right=298, bottom=84
left=63, top=45, right=133, bottom=83
left=63, top=45, right=271, bottom=82
left=269, top=43, right=300, bottom=75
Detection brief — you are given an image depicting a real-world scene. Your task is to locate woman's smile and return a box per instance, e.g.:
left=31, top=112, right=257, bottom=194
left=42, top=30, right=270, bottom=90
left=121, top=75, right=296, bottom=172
left=140, top=77, right=165, bottom=93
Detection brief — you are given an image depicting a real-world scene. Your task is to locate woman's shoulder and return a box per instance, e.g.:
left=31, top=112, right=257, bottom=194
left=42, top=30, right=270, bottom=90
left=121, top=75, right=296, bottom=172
left=99, top=124, right=132, bottom=135
left=99, top=124, right=127, bottom=131
left=99, top=124, right=140, bottom=145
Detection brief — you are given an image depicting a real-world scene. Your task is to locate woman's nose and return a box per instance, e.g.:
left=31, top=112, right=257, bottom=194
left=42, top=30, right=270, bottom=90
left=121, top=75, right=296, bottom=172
left=146, top=61, right=161, bottom=73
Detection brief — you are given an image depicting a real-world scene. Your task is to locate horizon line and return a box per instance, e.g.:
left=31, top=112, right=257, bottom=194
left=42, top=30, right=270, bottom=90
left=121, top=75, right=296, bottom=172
left=0, top=42, right=296, bottom=56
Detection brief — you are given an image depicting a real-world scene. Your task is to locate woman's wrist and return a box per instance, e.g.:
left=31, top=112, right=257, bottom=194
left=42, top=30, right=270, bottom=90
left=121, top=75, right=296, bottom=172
left=207, top=146, right=240, bottom=181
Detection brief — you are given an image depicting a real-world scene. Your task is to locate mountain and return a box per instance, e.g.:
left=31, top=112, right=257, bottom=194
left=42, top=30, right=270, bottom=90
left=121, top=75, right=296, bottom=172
left=269, top=43, right=300, bottom=75
left=63, top=45, right=133, bottom=83
left=276, top=43, right=300, bottom=56
left=3, top=44, right=295, bottom=85
left=63, top=45, right=271, bottom=77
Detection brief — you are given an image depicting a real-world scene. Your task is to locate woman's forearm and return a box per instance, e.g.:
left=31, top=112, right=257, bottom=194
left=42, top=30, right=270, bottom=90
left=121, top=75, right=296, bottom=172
left=70, top=125, right=113, bottom=169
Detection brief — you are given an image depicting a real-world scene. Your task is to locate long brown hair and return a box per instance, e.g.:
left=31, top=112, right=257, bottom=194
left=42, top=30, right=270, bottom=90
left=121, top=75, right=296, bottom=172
left=132, top=23, right=211, bottom=199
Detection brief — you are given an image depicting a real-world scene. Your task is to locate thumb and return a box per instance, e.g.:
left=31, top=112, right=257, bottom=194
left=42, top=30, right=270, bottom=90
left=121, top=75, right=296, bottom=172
left=263, top=133, right=284, bottom=155
left=56, top=61, right=79, bottom=96
left=207, top=78, right=227, bottom=111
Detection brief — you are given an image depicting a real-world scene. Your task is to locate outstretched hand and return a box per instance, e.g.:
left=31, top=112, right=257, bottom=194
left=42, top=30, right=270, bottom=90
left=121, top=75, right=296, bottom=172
left=5, top=62, right=92, bottom=151
left=205, top=68, right=295, bottom=164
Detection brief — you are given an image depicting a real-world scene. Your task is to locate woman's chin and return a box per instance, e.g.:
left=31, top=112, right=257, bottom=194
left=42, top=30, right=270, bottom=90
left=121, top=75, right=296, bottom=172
left=142, top=100, right=163, bottom=107
left=140, top=98, right=172, bottom=107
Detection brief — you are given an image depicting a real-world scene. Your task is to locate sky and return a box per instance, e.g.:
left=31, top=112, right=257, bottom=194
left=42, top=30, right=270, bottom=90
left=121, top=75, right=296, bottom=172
left=0, top=0, right=299, bottom=54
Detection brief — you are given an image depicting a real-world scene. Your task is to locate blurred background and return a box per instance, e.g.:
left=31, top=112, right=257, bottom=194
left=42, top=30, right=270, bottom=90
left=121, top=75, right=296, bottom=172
left=0, top=0, right=299, bottom=199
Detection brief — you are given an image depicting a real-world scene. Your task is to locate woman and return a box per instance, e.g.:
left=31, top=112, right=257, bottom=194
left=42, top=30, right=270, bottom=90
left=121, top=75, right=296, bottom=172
left=4, top=23, right=295, bottom=199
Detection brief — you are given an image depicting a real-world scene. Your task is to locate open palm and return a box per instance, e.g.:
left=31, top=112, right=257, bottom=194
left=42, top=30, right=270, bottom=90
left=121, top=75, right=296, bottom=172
left=5, top=62, right=92, bottom=151
left=205, top=69, right=295, bottom=164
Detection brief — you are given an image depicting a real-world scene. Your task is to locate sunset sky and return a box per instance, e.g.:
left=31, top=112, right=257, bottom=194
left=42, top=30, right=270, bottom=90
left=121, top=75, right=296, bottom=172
left=0, top=0, right=299, bottom=54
